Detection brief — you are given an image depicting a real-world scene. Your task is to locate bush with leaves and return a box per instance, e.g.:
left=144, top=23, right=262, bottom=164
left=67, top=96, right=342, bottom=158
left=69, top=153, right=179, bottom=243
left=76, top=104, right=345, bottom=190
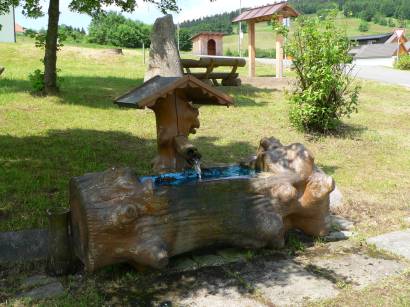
left=358, top=20, right=369, bottom=32
left=285, top=14, right=360, bottom=133
left=178, top=28, right=193, bottom=51
left=395, top=55, right=410, bottom=70
left=88, top=12, right=151, bottom=48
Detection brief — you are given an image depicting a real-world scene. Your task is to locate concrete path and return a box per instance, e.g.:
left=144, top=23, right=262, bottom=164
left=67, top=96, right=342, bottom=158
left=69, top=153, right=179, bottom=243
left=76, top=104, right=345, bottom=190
left=351, top=65, right=410, bottom=88
left=164, top=253, right=406, bottom=307
left=367, top=229, right=410, bottom=260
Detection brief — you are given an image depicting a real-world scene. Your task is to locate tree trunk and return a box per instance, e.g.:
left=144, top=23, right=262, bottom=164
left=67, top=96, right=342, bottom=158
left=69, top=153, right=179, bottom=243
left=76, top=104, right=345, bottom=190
left=43, top=0, right=60, bottom=94
left=69, top=137, right=335, bottom=272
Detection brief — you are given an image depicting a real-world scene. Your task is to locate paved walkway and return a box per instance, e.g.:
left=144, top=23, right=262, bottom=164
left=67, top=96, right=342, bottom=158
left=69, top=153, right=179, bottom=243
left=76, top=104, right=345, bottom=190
left=351, top=65, right=410, bottom=88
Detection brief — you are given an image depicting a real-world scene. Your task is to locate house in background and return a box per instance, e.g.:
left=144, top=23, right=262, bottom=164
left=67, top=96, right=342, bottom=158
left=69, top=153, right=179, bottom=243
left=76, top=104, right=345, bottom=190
left=353, top=43, right=408, bottom=67
left=0, top=6, right=16, bottom=43
left=191, top=32, right=224, bottom=56
left=350, top=33, right=393, bottom=46
left=15, top=23, right=25, bottom=34
left=350, top=31, right=409, bottom=67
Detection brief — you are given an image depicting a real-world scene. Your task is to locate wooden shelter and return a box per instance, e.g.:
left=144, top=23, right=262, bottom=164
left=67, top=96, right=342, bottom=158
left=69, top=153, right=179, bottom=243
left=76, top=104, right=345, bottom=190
left=191, top=32, right=224, bottom=56
left=232, top=2, right=299, bottom=78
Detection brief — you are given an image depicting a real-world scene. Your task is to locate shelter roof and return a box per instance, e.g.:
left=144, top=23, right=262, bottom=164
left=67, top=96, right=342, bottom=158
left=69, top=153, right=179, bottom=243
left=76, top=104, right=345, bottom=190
left=232, top=2, right=299, bottom=23
left=191, top=32, right=225, bottom=40
left=114, top=75, right=234, bottom=109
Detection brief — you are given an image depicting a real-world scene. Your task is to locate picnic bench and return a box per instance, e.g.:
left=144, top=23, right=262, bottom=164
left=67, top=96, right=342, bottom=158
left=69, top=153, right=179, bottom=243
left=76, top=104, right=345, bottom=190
left=181, top=57, right=246, bottom=86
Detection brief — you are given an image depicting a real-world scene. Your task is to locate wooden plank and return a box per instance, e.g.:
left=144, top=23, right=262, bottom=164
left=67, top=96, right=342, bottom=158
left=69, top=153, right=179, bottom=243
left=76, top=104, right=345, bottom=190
left=248, top=21, right=256, bottom=78
left=188, top=72, right=239, bottom=79
left=275, top=15, right=284, bottom=79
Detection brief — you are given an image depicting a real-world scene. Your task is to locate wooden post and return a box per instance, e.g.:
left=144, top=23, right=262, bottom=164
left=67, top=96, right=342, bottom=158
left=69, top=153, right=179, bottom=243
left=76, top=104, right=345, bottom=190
left=276, top=15, right=284, bottom=79
left=248, top=21, right=256, bottom=78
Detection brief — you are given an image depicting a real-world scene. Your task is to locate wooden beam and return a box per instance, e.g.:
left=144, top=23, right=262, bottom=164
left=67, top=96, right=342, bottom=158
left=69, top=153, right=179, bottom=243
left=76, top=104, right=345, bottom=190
left=248, top=21, right=256, bottom=78
left=275, top=15, right=284, bottom=79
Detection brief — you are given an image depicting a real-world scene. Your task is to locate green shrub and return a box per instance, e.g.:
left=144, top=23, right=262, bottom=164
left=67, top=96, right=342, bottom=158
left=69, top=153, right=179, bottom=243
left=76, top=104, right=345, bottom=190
left=395, top=55, right=410, bottom=70
left=178, top=28, right=193, bottom=51
left=28, top=69, right=45, bottom=93
left=286, top=15, right=360, bottom=133
left=88, top=12, right=151, bottom=48
left=243, top=48, right=276, bottom=58
left=225, top=48, right=234, bottom=56
left=358, top=20, right=369, bottom=32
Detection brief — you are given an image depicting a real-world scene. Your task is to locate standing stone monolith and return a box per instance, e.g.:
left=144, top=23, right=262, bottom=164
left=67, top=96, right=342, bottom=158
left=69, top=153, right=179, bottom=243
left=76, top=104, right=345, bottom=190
left=144, top=15, right=183, bottom=81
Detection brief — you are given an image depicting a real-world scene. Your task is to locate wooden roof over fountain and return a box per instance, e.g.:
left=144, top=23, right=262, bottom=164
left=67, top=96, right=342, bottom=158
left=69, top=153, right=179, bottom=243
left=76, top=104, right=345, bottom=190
left=115, top=75, right=233, bottom=109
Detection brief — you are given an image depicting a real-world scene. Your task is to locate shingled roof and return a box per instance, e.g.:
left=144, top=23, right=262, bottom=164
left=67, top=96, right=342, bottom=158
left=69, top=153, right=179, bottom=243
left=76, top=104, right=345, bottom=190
left=354, top=43, right=400, bottom=59
left=114, top=75, right=234, bottom=109
left=232, top=2, right=299, bottom=23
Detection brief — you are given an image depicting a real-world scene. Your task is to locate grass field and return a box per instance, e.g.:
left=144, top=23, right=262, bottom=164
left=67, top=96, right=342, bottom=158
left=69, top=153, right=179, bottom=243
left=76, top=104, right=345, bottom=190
left=1, top=36, right=410, bottom=305
left=224, top=14, right=409, bottom=53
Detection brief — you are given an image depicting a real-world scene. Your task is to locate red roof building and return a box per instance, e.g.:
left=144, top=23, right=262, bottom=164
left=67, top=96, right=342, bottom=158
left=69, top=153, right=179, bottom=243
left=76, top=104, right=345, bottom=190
left=15, top=23, right=25, bottom=34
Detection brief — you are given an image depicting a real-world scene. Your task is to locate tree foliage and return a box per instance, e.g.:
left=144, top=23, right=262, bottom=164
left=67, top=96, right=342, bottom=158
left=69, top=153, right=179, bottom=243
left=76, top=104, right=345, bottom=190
left=88, top=12, right=151, bottom=48
left=286, top=14, right=360, bottom=133
left=180, top=10, right=239, bottom=36
left=395, top=55, right=410, bottom=71
left=178, top=28, right=192, bottom=51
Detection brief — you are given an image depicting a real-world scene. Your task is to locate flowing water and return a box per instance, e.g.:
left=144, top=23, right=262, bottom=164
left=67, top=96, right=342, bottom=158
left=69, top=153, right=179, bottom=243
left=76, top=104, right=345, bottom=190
left=192, top=159, right=202, bottom=180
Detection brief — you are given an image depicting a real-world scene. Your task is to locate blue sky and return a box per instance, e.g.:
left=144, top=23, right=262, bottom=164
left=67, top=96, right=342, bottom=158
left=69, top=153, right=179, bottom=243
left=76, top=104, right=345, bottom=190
left=15, top=0, right=273, bottom=30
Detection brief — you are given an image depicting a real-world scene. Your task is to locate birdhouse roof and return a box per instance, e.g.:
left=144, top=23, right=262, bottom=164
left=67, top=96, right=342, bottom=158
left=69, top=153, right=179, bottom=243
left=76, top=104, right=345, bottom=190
left=114, top=75, right=234, bottom=109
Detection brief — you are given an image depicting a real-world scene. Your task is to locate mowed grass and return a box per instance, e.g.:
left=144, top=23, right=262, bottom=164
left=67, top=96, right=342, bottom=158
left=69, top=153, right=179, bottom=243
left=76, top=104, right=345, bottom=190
left=1, top=38, right=410, bottom=239
left=1, top=32, right=410, bottom=307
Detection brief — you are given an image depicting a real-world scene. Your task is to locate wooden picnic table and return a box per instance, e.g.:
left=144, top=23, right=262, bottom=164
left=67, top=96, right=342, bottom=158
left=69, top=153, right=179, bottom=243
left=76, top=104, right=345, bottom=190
left=181, top=57, right=246, bottom=86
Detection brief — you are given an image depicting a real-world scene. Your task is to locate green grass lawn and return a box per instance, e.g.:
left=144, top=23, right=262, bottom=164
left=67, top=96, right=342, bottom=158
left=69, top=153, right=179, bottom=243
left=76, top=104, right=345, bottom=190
left=1, top=38, right=410, bottom=236
left=1, top=31, right=410, bottom=307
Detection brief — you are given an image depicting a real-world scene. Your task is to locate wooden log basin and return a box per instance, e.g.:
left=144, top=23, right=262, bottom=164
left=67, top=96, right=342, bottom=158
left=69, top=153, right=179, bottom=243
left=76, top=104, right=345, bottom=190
left=70, top=137, right=334, bottom=272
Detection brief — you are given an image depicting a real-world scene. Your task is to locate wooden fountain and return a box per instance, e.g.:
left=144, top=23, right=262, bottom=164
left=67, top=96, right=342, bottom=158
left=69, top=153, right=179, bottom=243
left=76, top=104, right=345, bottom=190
left=69, top=15, right=335, bottom=272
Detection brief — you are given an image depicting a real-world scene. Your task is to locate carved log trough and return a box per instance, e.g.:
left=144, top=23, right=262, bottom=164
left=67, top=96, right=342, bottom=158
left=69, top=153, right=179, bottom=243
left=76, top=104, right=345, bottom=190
left=70, top=137, right=334, bottom=272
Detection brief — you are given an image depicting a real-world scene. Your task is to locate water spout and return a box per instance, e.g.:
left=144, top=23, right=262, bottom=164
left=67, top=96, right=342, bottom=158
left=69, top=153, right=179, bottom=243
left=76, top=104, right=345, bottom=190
left=192, top=158, right=202, bottom=180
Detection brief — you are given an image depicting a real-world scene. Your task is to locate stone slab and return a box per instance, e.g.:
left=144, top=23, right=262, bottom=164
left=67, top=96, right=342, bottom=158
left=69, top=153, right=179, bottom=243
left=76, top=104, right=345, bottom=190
left=171, top=259, right=339, bottom=307
left=367, top=229, right=410, bottom=260
left=310, top=254, right=406, bottom=289
left=241, top=259, right=339, bottom=306
left=0, top=229, right=48, bottom=263
left=330, top=215, right=354, bottom=231
left=324, top=231, right=355, bottom=242
left=17, top=281, right=64, bottom=300
left=329, top=186, right=343, bottom=213
left=21, top=275, right=58, bottom=289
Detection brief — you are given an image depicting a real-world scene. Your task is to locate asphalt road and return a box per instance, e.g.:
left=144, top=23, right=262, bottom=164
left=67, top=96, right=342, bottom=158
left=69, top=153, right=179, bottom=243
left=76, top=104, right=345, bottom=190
left=351, top=65, right=410, bottom=88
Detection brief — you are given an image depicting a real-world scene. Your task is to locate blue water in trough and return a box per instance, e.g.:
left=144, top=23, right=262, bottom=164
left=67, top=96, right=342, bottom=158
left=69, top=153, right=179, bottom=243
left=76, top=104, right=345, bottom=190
left=140, top=165, right=256, bottom=187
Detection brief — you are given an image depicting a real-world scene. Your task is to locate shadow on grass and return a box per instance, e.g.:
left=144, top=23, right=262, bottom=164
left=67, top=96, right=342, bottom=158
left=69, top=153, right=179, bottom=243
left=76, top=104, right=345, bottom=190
left=221, top=84, right=279, bottom=107
left=0, top=76, right=143, bottom=109
left=0, top=129, right=258, bottom=230
left=1, top=76, right=281, bottom=109
left=305, top=123, right=368, bottom=141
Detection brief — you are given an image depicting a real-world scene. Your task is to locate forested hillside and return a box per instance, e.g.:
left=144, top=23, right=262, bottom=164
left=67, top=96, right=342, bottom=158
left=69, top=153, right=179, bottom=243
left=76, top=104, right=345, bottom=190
left=180, top=10, right=240, bottom=35
left=290, top=0, right=410, bottom=21
left=180, top=0, right=409, bottom=37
